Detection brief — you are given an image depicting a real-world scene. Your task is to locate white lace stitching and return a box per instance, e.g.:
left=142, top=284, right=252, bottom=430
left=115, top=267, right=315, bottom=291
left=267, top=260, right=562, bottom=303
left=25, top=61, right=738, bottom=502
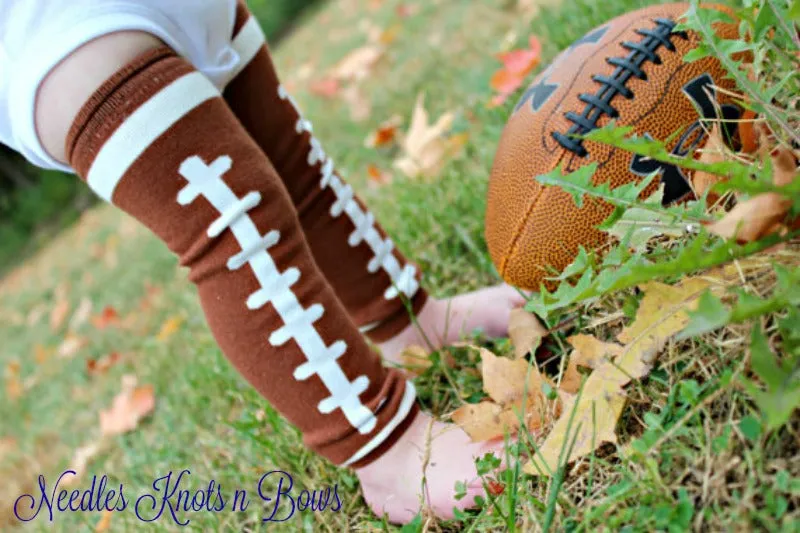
left=278, top=85, right=420, bottom=301
left=177, top=154, right=377, bottom=434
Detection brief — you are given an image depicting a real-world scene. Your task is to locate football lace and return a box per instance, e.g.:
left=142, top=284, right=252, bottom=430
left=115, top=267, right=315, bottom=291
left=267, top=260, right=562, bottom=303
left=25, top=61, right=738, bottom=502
left=553, top=18, right=689, bottom=157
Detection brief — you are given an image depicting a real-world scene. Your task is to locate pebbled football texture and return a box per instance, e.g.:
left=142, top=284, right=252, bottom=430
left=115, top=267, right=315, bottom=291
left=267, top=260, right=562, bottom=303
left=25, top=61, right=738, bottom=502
left=485, top=3, right=741, bottom=291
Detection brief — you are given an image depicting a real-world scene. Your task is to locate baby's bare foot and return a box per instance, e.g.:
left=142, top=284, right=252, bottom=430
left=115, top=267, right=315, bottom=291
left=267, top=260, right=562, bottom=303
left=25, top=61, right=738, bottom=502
left=356, top=411, right=503, bottom=523
left=379, top=284, right=525, bottom=366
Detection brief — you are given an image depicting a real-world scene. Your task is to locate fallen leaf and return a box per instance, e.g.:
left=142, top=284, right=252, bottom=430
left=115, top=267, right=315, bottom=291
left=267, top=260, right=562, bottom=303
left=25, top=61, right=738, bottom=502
left=706, top=192, right=790, bottom=243
left=50, top=299, right=70, bottom=331
left=481, top=348, right=544, bottom=406
left=366, top=164, right=393, bottom=188
left=103, top=235, right=119, bottom=269
left=309, top=77, right=340, bottom=98
left=364, top=115, right=403, bottom=148
left=772, top=145, right=798, bottom=187
left=87, top=352, right=123, bottom=376
left=525, top=278, right=710, bottom=476
left=91, top=306, right=120, bottom=329
left=26, top=305, right=46, bottom=326
left=5, top=379, right=22, bottom=400
left=450, top=402, right=518, bottom=441
left=377, top=23, right=402, bottom=45
left=341, top=83, right=372, bottom=122
left=497, top=36, right=542, bottom=76
left=516, top=0, right=541, bottom=19
left=294, top=62, right=315, bottom=82
left=738, top=109, right=760, bottom=153
left=5, top=361, right=22, bottom=401
left=6, top=360, right=20, bottom=376
left=525, top=383, right=626, bottom=475
left=58, top=335, right=88, bottom=358
left=62, top=441, right=103, bottom=487
left=156, top=316, right=183, bottom=342
left=486, top=480, right=505, bottom=496
left=396, top=4, right=420, bottom=18
left=489, top=36, right=542, bottom=107
left=692, top=124, right=729, bottom=203
left=560, top=335, right=625, bottom=394
left=0, top=436, right=17, bottom=461
left=616, top=278, right=710, bottom=380
left=400, top=345, right=432, bottom=376
left=393, top=94, right=466, bottom=179
left=68, top=298, right=93, bottom=330
left=331, top=44, right=384, bottom=82
left=360, top=19, right=383, bottom=42
left=508, top=309, right=547, bottom=359
left=138, top=282, right=163, bottom=312
left=452, top=349, right=555, bottom=441
left=34, top=344, right=53, bottom=365
left=95, top=511, right=113, bottom=532
left=99, top=375, right=156, bottom=437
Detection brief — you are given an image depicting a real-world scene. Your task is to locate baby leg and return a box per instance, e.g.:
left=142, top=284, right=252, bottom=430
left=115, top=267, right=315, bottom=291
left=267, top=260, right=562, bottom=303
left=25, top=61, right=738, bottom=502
left=34, top=33, right=499, bottom=522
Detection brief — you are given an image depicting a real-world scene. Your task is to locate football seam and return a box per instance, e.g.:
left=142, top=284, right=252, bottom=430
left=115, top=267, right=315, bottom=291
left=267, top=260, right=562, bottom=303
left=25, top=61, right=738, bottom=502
left=500, top=151, right=566, bottom=281
left=502, top=44, right=708, bottom=282
left=552, top=17, right=688, bottom=157
left=538, top=22, right=636, bottom=156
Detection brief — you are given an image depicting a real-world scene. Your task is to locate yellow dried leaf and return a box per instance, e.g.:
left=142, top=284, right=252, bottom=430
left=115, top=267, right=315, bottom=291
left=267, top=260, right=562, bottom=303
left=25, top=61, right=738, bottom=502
left=480, top=349, right=544, bottom=406
left=366, top=164, right=393, bottom=189
left=525, top=384, right=626, bottom=476
left=452, top=349, right=557, bottom=441
left=341, top=83, right=372, bottom=122
left=560, top=335, right=624, bottom=394
left=69, top=297, right=93, bottom=330
left=95, top=510, right=113, bottom=532
left=99, top=376, right=155, bottom=437
left=331, top=44, right=384, bottom=82
left=0, top=436, right=17, bottom=461
left=364, top=115, right=403, bottom=148
left=309, top=77, right=340, bottom=98
left=50, top=299, right=70, bottom=331
left=34, top=344, right=53, bottom=365
left=508, top=309, right=547, bottom=359
left=400, top=345, right=432, bottom=376
left=393, top=93, right=464, bottom=179
left=378, top=23, right=402, bottom=45
left=5, top=377, right=22, bottom=400
left=104, top=235, right=119, bottom=269
left=616, top=278, right=710, bottom=380
left=450, top=402, right=517, bottom=441
left=6, top=360, right=20, bottom=376
left=87, top=352, right=123, bottom=376
left=706, top=192, right=790, bottom=243
left=772, top=145, right=798, bottom=187
left=27, top=305, right=46, bottom=326
left=692, top=125, right=728, bottom=203
left=525, top=278, right=711, bottom=475
left=156, top=316, right=183, bottom=342
left=58, top=335, right=87, bottom=359
left=62, top=441, right=103, bottom=487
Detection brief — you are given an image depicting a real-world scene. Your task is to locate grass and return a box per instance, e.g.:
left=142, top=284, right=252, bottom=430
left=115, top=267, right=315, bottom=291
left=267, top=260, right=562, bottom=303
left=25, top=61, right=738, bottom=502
left=1, top=0, right=797, bottom=531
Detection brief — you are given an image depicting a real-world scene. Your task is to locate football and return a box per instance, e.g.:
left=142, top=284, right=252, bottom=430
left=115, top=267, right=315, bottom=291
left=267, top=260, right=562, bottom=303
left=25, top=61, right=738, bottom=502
left=484, top=3, right=742, bottom=291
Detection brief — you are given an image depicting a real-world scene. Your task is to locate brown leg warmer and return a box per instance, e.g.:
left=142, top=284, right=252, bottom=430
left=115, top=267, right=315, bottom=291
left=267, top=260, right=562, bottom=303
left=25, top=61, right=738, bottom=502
left=222, top=2, right=428, bottom=342
left=66, top=47, right=417, bottom=467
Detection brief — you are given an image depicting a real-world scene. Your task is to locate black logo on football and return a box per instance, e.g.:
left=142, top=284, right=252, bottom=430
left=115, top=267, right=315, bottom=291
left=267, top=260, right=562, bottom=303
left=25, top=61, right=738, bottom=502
left=515, top=77, right=559, bottom=113
left=630, top=73, right=741, bottom=205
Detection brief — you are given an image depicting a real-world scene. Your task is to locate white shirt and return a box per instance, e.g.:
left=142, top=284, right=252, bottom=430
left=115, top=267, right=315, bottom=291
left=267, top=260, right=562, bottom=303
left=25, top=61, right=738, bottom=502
left=0, top=0, right=239, bottom=171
